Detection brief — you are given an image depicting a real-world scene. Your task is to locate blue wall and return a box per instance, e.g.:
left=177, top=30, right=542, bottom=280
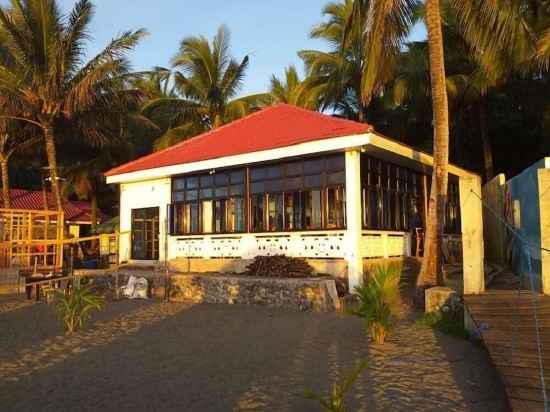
left=506, top=159, right=548, bottom=291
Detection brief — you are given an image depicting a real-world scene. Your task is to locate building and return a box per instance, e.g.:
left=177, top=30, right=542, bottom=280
left=0, top=189, right=103, bottom=238
left=483, top=158, right=550, bottom=294
left=105, top=104, right=484, bottom=291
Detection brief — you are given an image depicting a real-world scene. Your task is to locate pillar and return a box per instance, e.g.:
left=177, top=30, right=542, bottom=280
left=345, top=149, right=364, bottom=291
left=459, top=175, right=485, bottom=294
left=538, top=169, right=550, bottom=295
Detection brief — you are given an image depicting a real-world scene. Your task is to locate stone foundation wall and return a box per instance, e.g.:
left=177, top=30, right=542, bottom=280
left=170, top=274, right=341, bottom=312
left=168, top=257, right=349, bottom=279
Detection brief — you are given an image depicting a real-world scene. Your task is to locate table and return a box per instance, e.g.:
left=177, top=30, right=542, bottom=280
left=24, top=276, right=72, bottom=301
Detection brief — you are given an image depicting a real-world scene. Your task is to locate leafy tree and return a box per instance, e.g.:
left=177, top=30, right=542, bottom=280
left=269, top=65, right=321, bottom=109
left=0, top=0, right=145, bottom=210
left=142, top=26, right=270, bottom=151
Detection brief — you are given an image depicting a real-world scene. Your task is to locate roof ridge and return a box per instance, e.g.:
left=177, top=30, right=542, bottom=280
left=106, top=104, right=282, bottom=177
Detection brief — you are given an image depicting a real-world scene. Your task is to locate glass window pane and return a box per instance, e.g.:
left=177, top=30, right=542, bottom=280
left=251, top=167, right=266, bottom=181
left=202, top=200, right=213, bottom=233
left=226, top=197, right=245, bottom=232
left=230, top=170, right=244, bottom=184
left=185, top=190, right=198, bottom=201
left=251, top=194, right=265, bottom=232
left=214, top=199, right=226, bottom=233
left=304, top=174, right=322, bottom=188
left=285, top=162, right=302, bottom=176
left=284, top=193, right=294, bottom=230
left=230, top=184, right=244, bottom=196
left=267, top=166, right=283, bottom=179
left=251, top=182, right=265, bottom=194
left=215, top=187, right=228, bottom=197
left=174, top=192, right=185, bottom=202
left=304, top=158, right=324, bottom=174
left=173, top=179, right=186, bottom=191
left=326, top=155, right=344, bottom=171
left=267, top=193, right=284, bottom=231
left=200, top=175, right=214, bottom=187
left=328, top=171, right=345, bottom=185
left=265, top=179, right=283, bottom=192
left=286, top=176, right=302, bottom=191
left=214, top=173, right=228, bottom=186
left=326, top=187, right=346, bottom=228
left=186, top=176, right=199, bottom=189
left=305, top=190, right=322, bottom=229
left=200, top=188, right=213, bottom=198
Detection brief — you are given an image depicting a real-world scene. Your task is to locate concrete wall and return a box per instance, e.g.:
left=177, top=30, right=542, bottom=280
left=504, top=158, right=550, bottom=292
left=119, top=178, right=171, bottom=263
left=482, top=174, right=507, bottom=265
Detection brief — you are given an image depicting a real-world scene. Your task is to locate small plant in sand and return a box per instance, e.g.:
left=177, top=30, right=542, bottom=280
left=416, top=304, right=469, bottom=339
left=304, top=360, right=368, bottom=412
left=350, top=264, right=401, bottom=344
left=53, top=286, right=104, bottom=334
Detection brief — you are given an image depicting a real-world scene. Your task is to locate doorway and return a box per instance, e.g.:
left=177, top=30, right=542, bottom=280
left=131, top=207, right=160, bottom=260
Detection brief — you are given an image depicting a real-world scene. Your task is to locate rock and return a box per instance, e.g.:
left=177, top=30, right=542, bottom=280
left=425, top=286, right=459, bottom=313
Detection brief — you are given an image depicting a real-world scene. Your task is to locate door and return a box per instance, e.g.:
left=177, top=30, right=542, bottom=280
left=131, top=207, right=160, bottom=260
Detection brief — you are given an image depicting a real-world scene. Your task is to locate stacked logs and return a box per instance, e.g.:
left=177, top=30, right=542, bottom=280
left=245, top=255, right=315, bottom=278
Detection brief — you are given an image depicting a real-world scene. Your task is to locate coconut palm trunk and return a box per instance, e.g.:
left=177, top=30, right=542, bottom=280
left=478, top=97, right=494, bottom=181
left=417, top=0, right=450, bottom=292
left=43, top=124, right=63, bottom=211
left=0, top=157, right=9, bottom=208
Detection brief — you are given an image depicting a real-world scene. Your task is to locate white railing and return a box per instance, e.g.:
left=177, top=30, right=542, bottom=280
left=169, top=229, right=411, bottom=260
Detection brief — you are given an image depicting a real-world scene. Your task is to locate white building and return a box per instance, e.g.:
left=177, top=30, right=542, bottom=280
left=106, top=104, right=484, bottom=292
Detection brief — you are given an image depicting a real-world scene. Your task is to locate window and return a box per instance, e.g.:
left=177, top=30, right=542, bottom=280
left=361, top=155, right=424, bottom=231
left=250, top=154, right=345, bottom=232
left=445, top=182, right=461, bottom=234
left=171, top=169, right=245, bottom=234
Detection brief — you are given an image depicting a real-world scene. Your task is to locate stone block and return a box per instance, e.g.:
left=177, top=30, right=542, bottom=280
left=425, top=286, right=458, bottom=313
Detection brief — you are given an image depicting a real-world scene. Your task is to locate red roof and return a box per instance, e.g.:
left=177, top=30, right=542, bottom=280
left=105, top=103, right=373, bottom=177
left=0, top=189, right=104, bottom=224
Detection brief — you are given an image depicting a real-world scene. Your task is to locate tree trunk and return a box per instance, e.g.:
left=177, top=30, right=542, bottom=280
left=417, top=0, right=450, bottom=294
left=91, top=193, right=98, bottom=234
left=1, top=158, right=9, bottom=208
left=478, top=96, right=494, bottom=181
left=43, top=124, right=63, bottom=211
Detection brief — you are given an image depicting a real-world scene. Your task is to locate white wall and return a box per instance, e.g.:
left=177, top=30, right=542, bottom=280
left=119, top=178, right=171, bottom=263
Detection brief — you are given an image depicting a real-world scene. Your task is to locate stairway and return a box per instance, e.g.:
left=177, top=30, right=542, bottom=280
left=465, top=290, right=550, bottom=411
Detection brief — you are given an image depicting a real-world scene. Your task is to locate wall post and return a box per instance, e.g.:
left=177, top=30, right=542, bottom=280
left=459, top=175, right=485, bottom=294
left=345, top=149, right=364, bottom=291
left=538, top=169, right=550, bottom=295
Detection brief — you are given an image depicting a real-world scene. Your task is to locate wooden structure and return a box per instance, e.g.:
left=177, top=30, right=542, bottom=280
left=0, top=208, right=64, bottom=272
left=465, top=290, right=550, bottom=411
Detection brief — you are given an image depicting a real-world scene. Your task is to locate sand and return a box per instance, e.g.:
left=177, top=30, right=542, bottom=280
left=0, top=294, right=508, bottom=411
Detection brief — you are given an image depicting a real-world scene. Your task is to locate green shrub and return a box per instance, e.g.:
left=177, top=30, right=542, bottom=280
left=416, top=304, right=469, bottom=339
left=350, top=264, right=401, bottom=344
left=53, top=286, right=104, bottom=334
left=304, top=360, right=368, bottom=412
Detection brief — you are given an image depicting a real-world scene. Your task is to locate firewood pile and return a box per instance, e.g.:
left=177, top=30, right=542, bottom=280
left=245, top=255, right=315, bottom=278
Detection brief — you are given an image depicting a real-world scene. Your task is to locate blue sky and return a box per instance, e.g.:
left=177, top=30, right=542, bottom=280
left=7, top=0, right=427, bottom=96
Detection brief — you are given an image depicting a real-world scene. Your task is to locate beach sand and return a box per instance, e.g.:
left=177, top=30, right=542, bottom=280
left=0, top=294, right=508, bottom=411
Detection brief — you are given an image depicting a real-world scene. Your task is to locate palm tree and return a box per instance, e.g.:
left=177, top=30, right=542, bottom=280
left=417, top=0, right=451, bottom=288
left=0, top=122, right=38, bottom=208
left=299, top=0, right=367, bottom=120
left=269, top=66, right=321, bottom=109
left=143, top=26, right=270, bottom=151
left=345, top=0, right=419, bottom=109
left=0, top=0, right=145, bottom=210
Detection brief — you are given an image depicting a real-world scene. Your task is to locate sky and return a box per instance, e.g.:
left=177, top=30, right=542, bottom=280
left=5, top=0, right=427, bottom=96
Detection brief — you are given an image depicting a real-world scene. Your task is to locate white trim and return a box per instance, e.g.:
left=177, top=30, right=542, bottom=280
left=106, top=133, right=371, bottom=184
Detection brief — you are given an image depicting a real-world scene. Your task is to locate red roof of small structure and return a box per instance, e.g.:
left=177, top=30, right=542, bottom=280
left=105, top=103, right=373, bottom=177
left=0, top=189, right=104, bottom=224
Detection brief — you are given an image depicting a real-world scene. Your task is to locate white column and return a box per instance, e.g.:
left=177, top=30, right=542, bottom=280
left=345, top=149, right=364, bottom=291
left=459, top=175, right=485, bottom=294
left=538, top=169, right=550, bottom=295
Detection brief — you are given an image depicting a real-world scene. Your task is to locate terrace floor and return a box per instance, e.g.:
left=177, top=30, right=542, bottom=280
left=0, top=295, right=508, bottom=411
